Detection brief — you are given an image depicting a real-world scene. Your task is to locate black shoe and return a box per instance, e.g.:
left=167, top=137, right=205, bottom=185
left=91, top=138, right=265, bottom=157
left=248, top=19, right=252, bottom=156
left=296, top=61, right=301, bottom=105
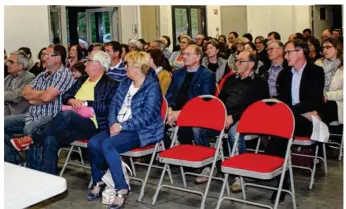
left=270, top=191, right=286, bottom=204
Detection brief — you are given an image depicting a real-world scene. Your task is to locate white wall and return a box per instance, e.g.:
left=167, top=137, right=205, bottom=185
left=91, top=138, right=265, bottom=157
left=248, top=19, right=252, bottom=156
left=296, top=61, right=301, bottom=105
left=247, top=6, right=311, bottom=42
left=4, top=6, right=50, bottom=62
left=206, top=6, right=221, bottom=38
left=119, top=6, right=139, bottom=42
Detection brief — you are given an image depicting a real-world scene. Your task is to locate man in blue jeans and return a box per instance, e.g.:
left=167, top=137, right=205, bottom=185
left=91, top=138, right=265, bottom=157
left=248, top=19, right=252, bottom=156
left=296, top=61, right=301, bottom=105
left=4, top=45, right=74, bottom=167
left=33, top=50, right=118, bottom=174
left=193, top=50, right=269, bottom=192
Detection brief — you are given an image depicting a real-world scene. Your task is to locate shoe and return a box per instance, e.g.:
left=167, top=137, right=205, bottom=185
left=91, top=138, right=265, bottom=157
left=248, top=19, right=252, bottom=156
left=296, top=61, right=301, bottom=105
left=231, top=177, right=242, bottom=193
left=108, top=190, right=129, bottom=209
left=10, top=136, right=33, bottom=151
left=87, top=183, right=106, bottom=201
left=270, top=191, right=286, bottom=204
left=195, top=167, right=217, bottom=184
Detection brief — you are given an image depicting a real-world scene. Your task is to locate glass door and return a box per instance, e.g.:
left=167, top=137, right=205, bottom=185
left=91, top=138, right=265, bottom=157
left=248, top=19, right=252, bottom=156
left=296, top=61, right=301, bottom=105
left=85, top=8, right=120, bottom=44
left=172, top=6, right=207, bottom=46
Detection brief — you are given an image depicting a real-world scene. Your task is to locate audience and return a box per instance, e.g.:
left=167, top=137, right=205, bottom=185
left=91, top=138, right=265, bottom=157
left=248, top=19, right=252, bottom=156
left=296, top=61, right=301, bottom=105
left=255, top=35, right=270, bottom=67
left=18, top=47, right=42, bottom=76
left=148, top=49, right=172, bottom=96
left=159, top=36, right=172, bottom=59
left=218, top=35, right=227, bottom=45
left=165, top=44, right=215, bottom=148
left=71, top=62, right=87, bottom=79
left=4, top=50, right=35, bottom=116
left=33, top=47, right=48, bottom=76
left=193, top=50, right=269, bottom=191
left=87, top=51, right=163, bottom=209
left=195, top=34, right=205, bottom=47
left=258, top=40, right=287, bottom=98
left=332, top=28, right=342, bottom=40
left=66, top=44, right=84, bottom=69
left=303, top=28, right=312, bottom=38
left=267, top=31, right=281, bottom=41
left=227, top=37, right=250, bottom=71
left=128, top=39, right=142, bottom=52
left=4, top=44, right=74, bottom=168
left=321, top=29, right=332, bottom=41
left=307, top=36, right=322, bottom=62
left=169, top=35, right=192, bottom=70
left=315, top=37, right=343, bottom=123
left=104, top=41, right=126, bottom=82
left=33, top=50, right=119, bottom=174
left=201, top=39, right=229, bottom=83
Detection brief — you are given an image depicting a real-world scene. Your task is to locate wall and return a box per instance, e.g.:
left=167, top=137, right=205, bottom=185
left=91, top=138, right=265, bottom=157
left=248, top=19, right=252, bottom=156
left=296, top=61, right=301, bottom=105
left=247, top=6, right=311, bottom=42
left=206, top=6, right=221, bottom=38
left=119, top=6, right=139, bottom=43
left=4, top=6, right=50, bottom=62
left=220, top=6, right=247, bottom=36
left=312, top=5, right=334, bottom=40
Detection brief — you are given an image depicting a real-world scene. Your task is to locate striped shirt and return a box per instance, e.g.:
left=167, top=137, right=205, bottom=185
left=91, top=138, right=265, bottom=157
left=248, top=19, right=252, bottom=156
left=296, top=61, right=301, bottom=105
left=268, top=64, right=283, bottom=97
left=25, top=65, right=75, bottom=124
left=107, top=60, right=127, bottom=82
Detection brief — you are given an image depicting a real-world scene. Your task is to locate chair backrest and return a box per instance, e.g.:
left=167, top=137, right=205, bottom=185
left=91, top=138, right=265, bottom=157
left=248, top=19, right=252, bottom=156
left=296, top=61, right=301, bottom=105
left=214, top=84, right=221, bottom=97
left=176, top=95, right=227, bottom=131
left=237, top=99, right=295, bottom=139
left=161, top=97, right=168, bottom=121
left=218, top=71, right=236, bottom=94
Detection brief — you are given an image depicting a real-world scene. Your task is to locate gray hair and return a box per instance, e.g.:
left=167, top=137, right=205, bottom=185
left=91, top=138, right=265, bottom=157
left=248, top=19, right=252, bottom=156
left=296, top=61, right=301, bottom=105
left=267, top=40, right=284, bottom=48
left=10, top=50, right=29, bottom=70
left=93, top=50, right=111, bottom=71
left=128, top=39, right=143, bottom=50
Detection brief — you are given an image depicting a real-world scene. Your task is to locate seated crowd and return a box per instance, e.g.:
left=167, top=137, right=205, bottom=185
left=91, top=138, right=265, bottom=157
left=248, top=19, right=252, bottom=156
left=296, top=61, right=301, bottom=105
left=3, top=27, right=343, bottom=209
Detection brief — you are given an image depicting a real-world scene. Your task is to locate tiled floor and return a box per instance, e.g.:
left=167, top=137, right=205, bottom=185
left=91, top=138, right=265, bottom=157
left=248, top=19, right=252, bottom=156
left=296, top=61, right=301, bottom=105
left=29, top=147, right=343, bottom=209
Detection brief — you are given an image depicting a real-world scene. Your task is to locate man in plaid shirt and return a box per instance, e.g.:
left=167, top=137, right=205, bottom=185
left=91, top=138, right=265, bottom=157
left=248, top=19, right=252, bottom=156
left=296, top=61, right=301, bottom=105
left=4, top=44, right=74, bottom=166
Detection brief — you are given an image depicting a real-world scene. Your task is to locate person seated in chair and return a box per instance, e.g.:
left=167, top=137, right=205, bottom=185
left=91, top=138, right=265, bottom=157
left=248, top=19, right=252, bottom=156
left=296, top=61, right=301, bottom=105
left=192, top=50, right=269, bottom=191
left=30, top=50, right=119, bottom=174
left=164, top=44, right=216, bottom=148
left=87, top=51, right=164, bottom=209
left=267, top=39, right=325, bottom=203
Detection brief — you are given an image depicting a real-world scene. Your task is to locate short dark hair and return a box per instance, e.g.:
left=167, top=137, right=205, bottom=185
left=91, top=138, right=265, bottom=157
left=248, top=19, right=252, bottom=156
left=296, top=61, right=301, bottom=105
left=285, top=39, right=310, bottom=60
left=71, top=61, right=86, bottom=76
left=18, top=47, right=32, bottom=59
left=104, top=41, right=122, bottom=58
left=229, top=31, right=239, bottom=38
left=218, top=35, right=227, bottom=42
left=243, top=33, right=253, bottom=43
left=294, top=33, right=305, bottom=41
left=303, top=28, right=312, bottom=34
left=162, top=35, right=171, bottom=48
left=37, top=47, right=47, bottom=60
left=53, top=44, right=67, bottom=65
left=246, top=51, right=258, bottom=70
left=121, top=44, right=129, bottom=54
left=138, top=39, right=146, bottom=45
left=148, top=49, right=171, bottom=71
left=268, top=31, right=281, bottom=40
left=53, top=37, right=61, bottom=44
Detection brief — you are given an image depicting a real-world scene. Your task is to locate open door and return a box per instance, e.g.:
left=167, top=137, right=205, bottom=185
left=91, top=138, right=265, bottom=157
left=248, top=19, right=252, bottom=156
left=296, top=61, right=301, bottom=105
left=85, top=7, right=120, bottom=44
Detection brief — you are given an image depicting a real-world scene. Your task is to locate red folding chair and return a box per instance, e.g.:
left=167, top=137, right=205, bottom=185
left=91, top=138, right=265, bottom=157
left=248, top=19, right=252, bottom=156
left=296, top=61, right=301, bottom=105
left=120, top=97, right=173, bottom=201
left=216, top=99, right=297, bottom=209
left=152, top=95, right=228, bottom=209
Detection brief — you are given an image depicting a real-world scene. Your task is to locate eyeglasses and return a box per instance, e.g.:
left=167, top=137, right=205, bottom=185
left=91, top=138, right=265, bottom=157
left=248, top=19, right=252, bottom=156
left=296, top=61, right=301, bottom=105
left=321, top=45, right=334, bottom=50
left=284, top=49, right=299, bottom=55
left=182, top=52, right=197, bottom=56
left=235, top=59, right=252, bottom=63
left=44, top=54, right=59, bottom=58
left=6, top=60, right=20, bottom=65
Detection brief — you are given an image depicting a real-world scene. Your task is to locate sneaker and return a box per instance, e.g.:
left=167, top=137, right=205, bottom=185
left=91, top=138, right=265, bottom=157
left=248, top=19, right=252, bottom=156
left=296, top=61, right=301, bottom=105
left=10, top=136, right=33, bottom=151
left=195, top=167, right=217, bottom=184
left=231, top=177, right=242, bottom=193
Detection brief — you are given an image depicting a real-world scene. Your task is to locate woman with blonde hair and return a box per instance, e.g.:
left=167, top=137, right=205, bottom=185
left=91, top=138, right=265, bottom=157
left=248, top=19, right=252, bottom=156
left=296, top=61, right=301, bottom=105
left=87, top=51, right=164, bottom=209
left=227, top=37, right=250, bottom=71
left=169, top=34, right=192, bottom=70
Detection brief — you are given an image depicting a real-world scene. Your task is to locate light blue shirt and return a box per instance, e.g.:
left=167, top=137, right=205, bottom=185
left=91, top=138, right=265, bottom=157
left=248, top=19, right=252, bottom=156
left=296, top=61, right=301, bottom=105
left=187, top=66, right=199, bottom=73
left=291, top=62, right=307, bottom=106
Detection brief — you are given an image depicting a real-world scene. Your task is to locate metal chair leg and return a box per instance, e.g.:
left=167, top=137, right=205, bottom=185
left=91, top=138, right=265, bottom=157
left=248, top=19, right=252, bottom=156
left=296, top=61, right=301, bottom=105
left=309, top=145, right=319, bottom=189
left=215, top=174, right=229, bottom=209
left=59, top=146, right=74, bottom=176
left=152, top=164, right=168, bottom=205
left=322, top=143, right=328, bottom=175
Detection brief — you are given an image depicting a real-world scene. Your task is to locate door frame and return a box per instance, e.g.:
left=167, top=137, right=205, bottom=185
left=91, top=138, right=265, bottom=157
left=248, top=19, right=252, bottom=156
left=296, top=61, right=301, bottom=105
left=85, top=7, right=120, bottom=44
left=171, top=5, right=207, bottom=46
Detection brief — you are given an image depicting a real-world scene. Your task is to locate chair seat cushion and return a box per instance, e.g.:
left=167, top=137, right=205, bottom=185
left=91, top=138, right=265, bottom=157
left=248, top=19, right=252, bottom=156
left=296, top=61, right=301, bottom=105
left=131, top=145, right=155, bottom=152
left=222, top=153, right=284, bottom=173
left=159, top=144, right=215, bottom=162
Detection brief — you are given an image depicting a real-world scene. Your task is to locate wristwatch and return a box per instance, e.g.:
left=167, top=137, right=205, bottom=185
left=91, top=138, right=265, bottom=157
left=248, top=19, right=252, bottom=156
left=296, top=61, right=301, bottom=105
left=84, top=101, right=88, bottom=107
left=119, top=124, right=123, bottom=131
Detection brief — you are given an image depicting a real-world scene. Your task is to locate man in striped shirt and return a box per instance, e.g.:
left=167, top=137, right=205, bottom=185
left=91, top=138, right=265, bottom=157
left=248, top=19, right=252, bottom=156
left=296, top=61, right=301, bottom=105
left=105, top=41, right=127, bottom=82
left=4, top=44, right=74, bottom=166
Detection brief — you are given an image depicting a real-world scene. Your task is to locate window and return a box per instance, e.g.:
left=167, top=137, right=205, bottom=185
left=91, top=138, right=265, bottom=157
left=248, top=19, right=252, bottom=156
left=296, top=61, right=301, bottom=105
left=172, top=6, right=207, bottom=46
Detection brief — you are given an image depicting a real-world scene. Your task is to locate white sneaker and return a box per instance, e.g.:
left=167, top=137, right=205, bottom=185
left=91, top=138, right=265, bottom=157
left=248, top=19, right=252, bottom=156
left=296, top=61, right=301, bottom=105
left=195, top=167, right=217, bottom=184
left=231, top=177, right=242, bottom=193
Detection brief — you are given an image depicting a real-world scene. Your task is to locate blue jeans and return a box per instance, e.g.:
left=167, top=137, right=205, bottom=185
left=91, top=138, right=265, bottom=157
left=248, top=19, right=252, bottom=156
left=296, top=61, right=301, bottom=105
left=88, top=130, right=140, bottom=190
left=4, top=114, right=53, bottom=165
left=34, top=111, right=97, bottom=174
left=192, top=122, right=247, bottom=154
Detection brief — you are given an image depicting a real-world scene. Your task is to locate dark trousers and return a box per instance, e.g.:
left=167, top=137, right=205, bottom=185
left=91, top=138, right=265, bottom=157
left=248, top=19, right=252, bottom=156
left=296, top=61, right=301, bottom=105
left=163, top=125, right=194, bottom=148
left=27, top=111, right=98, bottom=174
left=323, top=101, right=339, bottom=123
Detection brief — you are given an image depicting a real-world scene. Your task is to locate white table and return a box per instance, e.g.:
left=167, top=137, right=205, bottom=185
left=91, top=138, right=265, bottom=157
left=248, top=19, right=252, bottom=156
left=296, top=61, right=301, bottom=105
left=5, top=162, right=67, bottom=209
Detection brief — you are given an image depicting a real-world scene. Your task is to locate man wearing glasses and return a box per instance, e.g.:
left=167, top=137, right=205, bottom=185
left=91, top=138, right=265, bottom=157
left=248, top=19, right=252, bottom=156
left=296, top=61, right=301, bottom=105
left=193, top=50, right=269, bottom=191
left=264, top=39, right=324, bottom=203
left=4, top=50, right=35, bottom=116
left=4, top=44, right=75, bottom=168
